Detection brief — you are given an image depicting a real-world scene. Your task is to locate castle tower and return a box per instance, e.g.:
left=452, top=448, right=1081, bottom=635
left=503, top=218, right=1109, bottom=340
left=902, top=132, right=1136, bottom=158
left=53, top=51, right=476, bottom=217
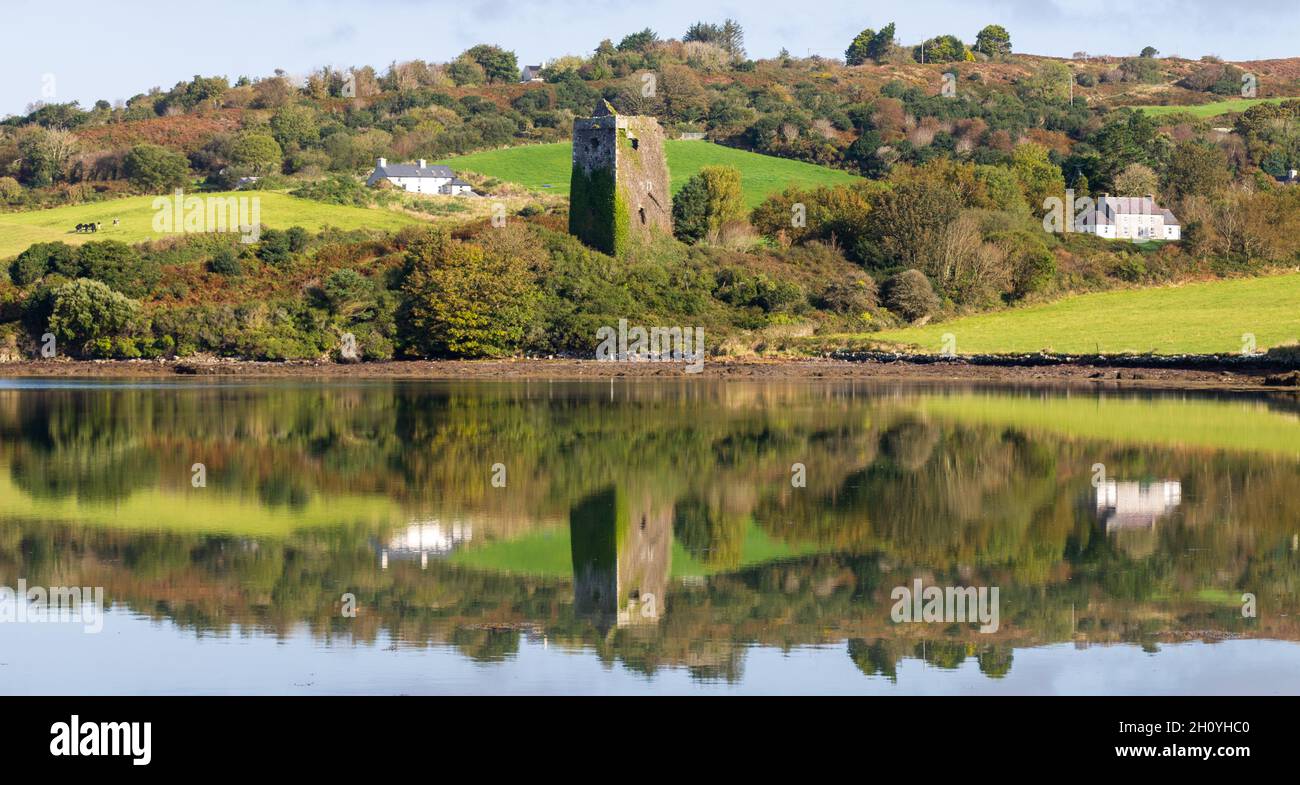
left=569, top=485, right=672, bottom=629
left=569, top=100, right=672, bottom=256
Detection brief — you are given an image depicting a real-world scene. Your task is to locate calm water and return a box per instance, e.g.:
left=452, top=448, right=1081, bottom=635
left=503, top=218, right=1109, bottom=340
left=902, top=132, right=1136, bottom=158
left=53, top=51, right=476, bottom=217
left=0, top=378, right=1297, bottom=695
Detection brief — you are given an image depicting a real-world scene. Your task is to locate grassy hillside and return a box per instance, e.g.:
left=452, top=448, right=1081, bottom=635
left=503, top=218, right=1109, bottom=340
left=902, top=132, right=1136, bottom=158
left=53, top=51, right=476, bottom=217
left=438, top=140, right=860, bottom=207
left=1132, top=97, right=1288, bottom=118
left=861, top=273, right=1300, bottom=355
left=914, top=392, right=1300, bottom=457
left=0, top=191, right=424, bottom=259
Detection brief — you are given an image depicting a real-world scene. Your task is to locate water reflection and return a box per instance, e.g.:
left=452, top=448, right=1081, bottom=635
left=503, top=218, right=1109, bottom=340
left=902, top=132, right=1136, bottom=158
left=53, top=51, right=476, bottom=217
left=1095, top=480, right=1182, bottom=532
left=0, top=380, right=1297, bottom=692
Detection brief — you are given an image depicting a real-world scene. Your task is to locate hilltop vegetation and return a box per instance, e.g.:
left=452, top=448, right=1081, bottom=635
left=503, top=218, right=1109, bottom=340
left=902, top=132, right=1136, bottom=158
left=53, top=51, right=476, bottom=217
left=2, top=20, right=1300, bottom=362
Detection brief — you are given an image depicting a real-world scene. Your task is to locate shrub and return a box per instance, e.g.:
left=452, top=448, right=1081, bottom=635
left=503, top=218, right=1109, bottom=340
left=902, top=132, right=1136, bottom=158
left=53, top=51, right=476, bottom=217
left=0, top=176, right=21, bottom=203
left=883, top=269, right=939, bottom=321
left=123, top=143, right=190, bottom=193
left=9, top=242, right=77, bottom=286
left=208, top=248, right=242, bottom=276
left=256, top=229, right=294, bottom=267
left=321, top=268, right=376, bottom=320
left=75, top=240, right=159, bottom=297
left=713, top=268, right=805, bottom=313
left=671, top=165, right=747, bottom=244
left=817, top=277, right=878, bottom=316
left=47, top=279, right=141, bottom=355
left=398, top=228, right=539, bottom=358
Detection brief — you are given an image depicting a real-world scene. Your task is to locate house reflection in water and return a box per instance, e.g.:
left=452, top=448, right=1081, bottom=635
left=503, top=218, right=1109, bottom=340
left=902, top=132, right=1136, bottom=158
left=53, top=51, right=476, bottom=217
left=378, top=520, right=473, bottom=569
left=569, top=486, right=672, bottom=629
left=1095, top=480, right=1182, bottom=532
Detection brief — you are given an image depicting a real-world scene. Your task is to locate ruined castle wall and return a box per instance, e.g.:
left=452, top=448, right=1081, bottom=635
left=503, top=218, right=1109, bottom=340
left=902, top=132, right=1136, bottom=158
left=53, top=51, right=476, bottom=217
left=569, top=110, right=672, bottom=256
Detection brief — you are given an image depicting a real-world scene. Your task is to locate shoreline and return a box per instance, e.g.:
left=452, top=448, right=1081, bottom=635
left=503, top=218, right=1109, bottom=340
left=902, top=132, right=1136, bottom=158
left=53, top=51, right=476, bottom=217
left=2, top=356, right=1297, bottom=392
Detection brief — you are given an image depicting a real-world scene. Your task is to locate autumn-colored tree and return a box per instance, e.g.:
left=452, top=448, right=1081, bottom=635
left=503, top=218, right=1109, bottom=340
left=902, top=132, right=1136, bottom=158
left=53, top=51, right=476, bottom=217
left=1113, top=163, right=1159, bottom=197
left=399, top=228, right=539, bottom=358
left=1011, top=142, right=1066, bottom=213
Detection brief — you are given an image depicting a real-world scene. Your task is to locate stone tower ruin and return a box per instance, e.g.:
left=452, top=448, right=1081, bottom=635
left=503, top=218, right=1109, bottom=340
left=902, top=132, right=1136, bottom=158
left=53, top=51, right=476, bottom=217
left=569, top=100, right=672, bottom=256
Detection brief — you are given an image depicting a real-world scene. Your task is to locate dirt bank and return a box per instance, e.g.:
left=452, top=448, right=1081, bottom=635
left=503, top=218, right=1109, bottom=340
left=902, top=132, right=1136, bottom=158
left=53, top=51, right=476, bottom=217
left=3, top=357, right=1298, bottom=392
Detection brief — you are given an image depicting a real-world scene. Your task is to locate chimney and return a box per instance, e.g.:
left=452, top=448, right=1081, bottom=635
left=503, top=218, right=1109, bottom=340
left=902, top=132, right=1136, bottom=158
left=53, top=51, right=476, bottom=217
left=377, top=157, right=387, bottom=168
left=418, top=159, right=427, bottom=169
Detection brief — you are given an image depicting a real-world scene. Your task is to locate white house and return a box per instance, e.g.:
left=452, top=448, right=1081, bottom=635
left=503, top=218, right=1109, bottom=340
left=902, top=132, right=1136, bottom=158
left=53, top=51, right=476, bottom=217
left=1095, top=480, right=1182, bottom=532
left=366, top=158, right=474, bottom=195
left=377, top=519, right=473, bottom=569
left=520, top=62, right=546, bottom=82
left=1078, top=194, right=1180, bottom=241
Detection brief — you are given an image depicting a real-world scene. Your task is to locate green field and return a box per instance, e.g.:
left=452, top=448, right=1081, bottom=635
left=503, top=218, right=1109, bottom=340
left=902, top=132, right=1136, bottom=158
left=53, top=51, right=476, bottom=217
left=438, top=140, right=860, bottom=207
left=914, top=392, right=1300, bottom=457
left=447, top=520, right=815, bottom=579
left=1131, top=97, right=1289, bottom=118
left=863, top=273, right=1300, bottom=355
left=0, top=191, right=423, bottom=260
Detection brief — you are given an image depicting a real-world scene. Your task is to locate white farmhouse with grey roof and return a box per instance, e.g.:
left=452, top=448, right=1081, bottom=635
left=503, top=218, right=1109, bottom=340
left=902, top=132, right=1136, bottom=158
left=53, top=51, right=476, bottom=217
left=1077, top=194, right=1180, bottom=241
left=366, top=158, right=474, bottom=195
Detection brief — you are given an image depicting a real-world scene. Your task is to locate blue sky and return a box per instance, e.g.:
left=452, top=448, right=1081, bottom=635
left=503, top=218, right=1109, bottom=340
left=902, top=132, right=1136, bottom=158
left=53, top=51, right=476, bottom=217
left=4, top=0, right=1298, bottom=117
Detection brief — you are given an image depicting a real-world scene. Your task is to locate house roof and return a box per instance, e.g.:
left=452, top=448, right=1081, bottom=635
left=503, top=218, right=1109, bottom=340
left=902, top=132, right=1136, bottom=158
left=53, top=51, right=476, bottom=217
left=372, top=162, right=455, bottom=179
left=449, top=177, right=472, bottom=187
left=1093, top=196, right=1178, bottom=226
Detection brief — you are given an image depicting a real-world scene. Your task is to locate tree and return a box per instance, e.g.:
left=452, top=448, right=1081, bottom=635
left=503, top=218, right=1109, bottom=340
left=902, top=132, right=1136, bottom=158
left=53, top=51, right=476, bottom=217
left=9, top=242, right=74, bottom=286
left=974, top=25, right=1012, bottom=57
left=47, top=279, right=141, bottom=354
left=321, top=268, right=377, bottom=321
left=1011, top=142, right=1065, bottom=213
left=914, top=35, right=967, bottom=64
left=1022, top=61, right=1073, bottom=102
left=462, top=44, right=519, bottom=84
left=1113, top=162, right=1158, bottom=196
left=174, top=75, right=229, bottom=109
left=1072, top=172, right=1091, bottom=198
left=684, top=19, right=745, bottom=58
left=1163, top=139, right=1231, bottom=202
left=230, top=132, right=283, bottom=176
left=399, top=228, right=539, bottom=358
left=617, top=28, right=659, bottom=53
left=846, top=23, right=896, bottom=66
left=657, top=65, right=709, bottom=122
left=17, top=127, right=78, bottom=186
left=883, top=269, right=939, bottom=321
left=846, top=130, right=888, bottom=177
left=123, top=143, right=190, bottom=193
left=76, top=240, right=158, bottom=297
left=671, top=175, right=709, bottom=243
left=672, top=165, right=746, bottom=244
left=845, top=29, right=876, bottom=66
left=861, top=175, right=961, bottom=270
left=720, top=19, right=746, bottom=59
left=1140, top=46, right=1159, bottom=58
left=0, top=176, right=21, bottom=203
left=447, top=57, right=487, bottom=86
left=269, top=105, right=320, bottom=149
